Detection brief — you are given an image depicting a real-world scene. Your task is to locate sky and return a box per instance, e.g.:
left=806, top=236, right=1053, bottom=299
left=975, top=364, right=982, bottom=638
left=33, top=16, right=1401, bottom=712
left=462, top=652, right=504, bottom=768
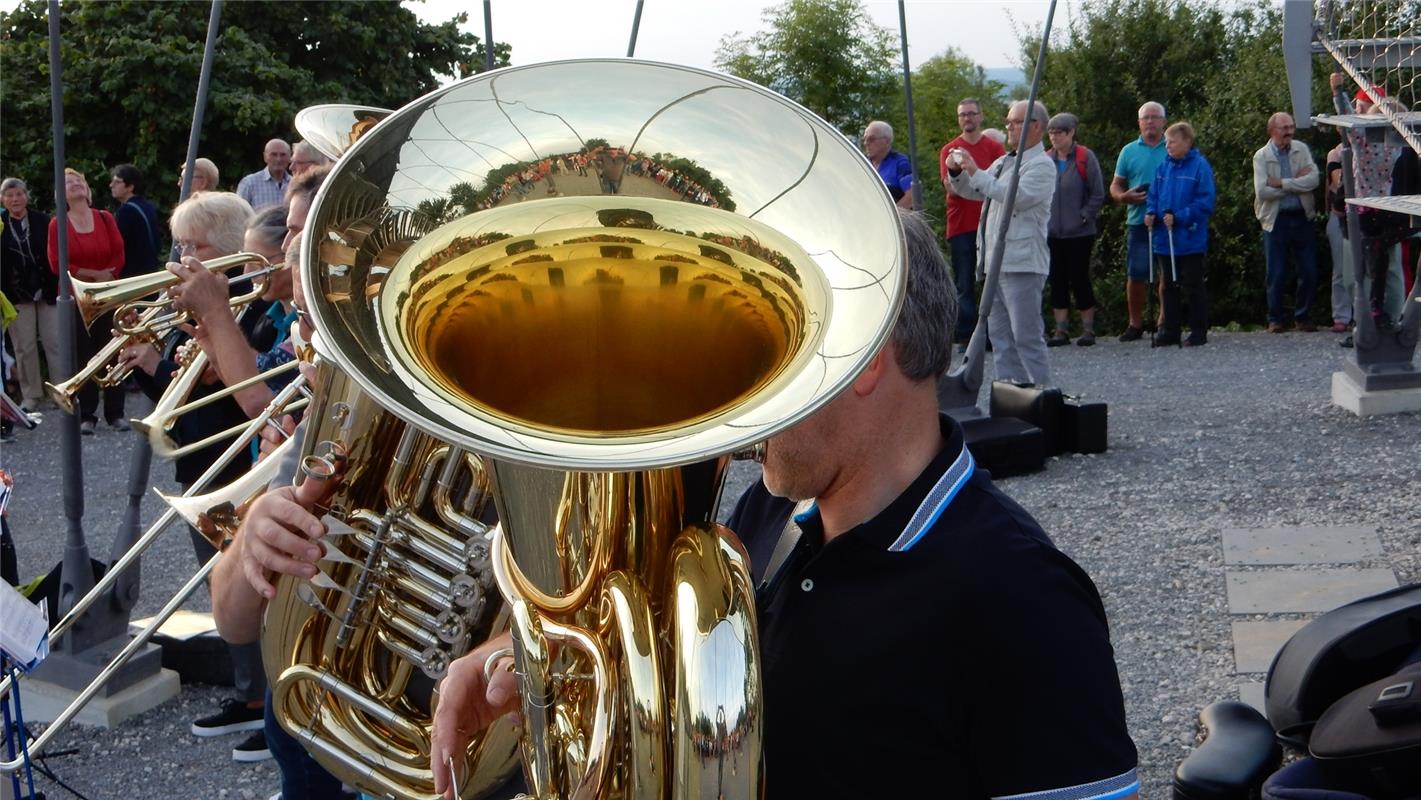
left=414, top=0, right=1065, bottom=72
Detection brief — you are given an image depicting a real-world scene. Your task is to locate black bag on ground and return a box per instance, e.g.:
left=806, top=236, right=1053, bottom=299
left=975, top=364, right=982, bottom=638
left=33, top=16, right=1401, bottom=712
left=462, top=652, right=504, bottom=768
left=957, top=415, right=1045, bottom=478
left=989, top=381, right=1064, bottom=455
left=1265, top=583, right=1421, bottom=750
left=1308, top=661, right=1421, bottom=798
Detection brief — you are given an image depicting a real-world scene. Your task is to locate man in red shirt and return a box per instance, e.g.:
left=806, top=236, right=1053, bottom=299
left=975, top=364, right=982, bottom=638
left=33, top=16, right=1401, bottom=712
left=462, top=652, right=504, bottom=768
left=940, top=98, right=1006, bottom=345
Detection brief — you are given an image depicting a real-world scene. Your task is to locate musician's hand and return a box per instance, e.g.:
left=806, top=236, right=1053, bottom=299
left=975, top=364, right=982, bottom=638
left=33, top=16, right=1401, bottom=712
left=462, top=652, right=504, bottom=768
left=116, top=342, right=160, bottom=376
left=432, top=633, right=522, bottom=799
left=168, top=257, right=228, bottom=322
left=238, top=473, right=336, bottom=599
left=258, top=415, right=297, bottom=461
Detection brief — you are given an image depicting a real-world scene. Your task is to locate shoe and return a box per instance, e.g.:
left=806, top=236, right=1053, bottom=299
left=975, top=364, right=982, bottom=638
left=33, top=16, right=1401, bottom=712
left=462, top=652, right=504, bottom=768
left=1047, top=330, right=1071, bottom=347
left=0, top=428, right=14, bottom=443
left=1340, top=334, right=1354, bottom=349
left=268, top=793, right=281, bottom=800
left=1266, top=322, right=1286, bottom=333
left=1295, top=320, right=1317, bottom=332
left=108, top=418, right=131, bottom=432
left=1183, top=337, right=1206, bottom=347
left=1118, top=326, right=1144, bottom=342
left=1152, top=332, right=1181, bottom=347
left=233, top=729, right=272, bottom=763
left=79, top=420, right=95, bottom=436
left=191, top=698, right=265, bottom=737
left=1331, top=321, right=1349, bottom=333
left=1075, top=331, right=1096, bottom=347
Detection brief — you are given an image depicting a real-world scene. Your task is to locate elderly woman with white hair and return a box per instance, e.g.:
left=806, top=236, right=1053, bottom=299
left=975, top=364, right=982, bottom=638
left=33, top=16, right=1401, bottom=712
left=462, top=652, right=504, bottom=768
left=116, top=189, right=281, bottom=760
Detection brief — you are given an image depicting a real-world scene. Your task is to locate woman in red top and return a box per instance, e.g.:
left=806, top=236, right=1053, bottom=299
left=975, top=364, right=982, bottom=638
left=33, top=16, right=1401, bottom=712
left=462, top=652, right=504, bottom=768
left=48, top=167, right=127, bottom=433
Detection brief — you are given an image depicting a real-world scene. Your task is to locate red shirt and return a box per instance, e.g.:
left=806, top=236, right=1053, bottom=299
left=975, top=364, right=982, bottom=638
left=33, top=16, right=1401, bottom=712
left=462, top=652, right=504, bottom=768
left=48, top=208, right=124, bottom=278
left=940, top=135, right=1006, bottom=238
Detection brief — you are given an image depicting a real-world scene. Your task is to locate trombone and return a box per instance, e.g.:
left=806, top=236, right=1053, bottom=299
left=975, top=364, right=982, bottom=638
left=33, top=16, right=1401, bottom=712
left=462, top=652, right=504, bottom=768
left=131, top=349, right=306, bottom=459
left=0, top=375, right=309, bottom=775
left=44, top=252, right=279, bottom=414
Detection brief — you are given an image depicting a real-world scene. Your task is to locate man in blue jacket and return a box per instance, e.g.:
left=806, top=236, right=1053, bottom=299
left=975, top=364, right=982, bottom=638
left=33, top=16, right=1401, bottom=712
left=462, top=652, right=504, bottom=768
left=1145, top=122, right=1216, bottom=347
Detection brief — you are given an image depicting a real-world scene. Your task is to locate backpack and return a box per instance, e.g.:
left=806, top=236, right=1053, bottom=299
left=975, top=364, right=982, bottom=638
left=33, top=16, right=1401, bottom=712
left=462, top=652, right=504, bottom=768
left=1046, top=143, right=1089, bottom=181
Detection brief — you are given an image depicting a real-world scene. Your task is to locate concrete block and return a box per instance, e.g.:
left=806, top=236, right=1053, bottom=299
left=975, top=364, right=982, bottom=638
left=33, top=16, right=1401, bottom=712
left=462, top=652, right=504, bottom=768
left=1226, top=568, right=1398, bottom=614
left=18, top=667, right=180, bottom=728
left=1239, top=681, right=1267, bottom=715
left=1222, top=526, right=1382, bottom=565
left=1332, top=370, right=1421, bottom=416
left=1232, top=619, right=1310, bottom=673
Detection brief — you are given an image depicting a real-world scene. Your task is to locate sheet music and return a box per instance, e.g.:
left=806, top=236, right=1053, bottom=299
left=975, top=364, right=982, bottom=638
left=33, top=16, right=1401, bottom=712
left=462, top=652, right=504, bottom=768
left=0, top=579, right=49, bottom=670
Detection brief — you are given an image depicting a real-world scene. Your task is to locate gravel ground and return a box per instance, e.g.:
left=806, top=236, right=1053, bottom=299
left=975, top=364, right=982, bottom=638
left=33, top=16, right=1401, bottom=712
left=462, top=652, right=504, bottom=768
left=2, top=328, right=1418, bottom=798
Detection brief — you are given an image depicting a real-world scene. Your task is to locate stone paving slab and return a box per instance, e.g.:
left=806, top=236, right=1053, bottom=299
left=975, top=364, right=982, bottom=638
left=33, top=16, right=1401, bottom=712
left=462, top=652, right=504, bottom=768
left=1226, top=568, right=1398, bottom=614
left=1232, top=619, right=1311, bottom=673
left=1222, top=526, right=1382, bottom=565
left=1239, top=681, right=1267, bottom=715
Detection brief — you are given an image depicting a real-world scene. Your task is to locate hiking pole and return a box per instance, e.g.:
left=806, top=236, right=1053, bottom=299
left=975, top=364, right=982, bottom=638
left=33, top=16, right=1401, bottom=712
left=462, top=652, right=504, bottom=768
left=1165, top=211, right=1182, bottom=348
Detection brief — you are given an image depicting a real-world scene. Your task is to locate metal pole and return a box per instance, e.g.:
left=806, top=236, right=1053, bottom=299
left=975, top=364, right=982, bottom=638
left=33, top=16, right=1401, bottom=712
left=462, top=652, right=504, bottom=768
left=896, top=0, right=923, bottom=210
left=483, top=0, right=495, bottom=71
left=47, top=0, right=94, bottom=651
left=113, top=0, right=225, bottom=613
left=627, top=0, right=645, bottom=58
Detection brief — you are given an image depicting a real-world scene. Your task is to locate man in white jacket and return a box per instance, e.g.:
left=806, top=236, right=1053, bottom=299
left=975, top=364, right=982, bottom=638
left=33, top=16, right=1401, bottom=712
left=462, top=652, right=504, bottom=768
left=1252, top=112, right=1320, bottom=332
left=946, top=99, right=1056, bottom=387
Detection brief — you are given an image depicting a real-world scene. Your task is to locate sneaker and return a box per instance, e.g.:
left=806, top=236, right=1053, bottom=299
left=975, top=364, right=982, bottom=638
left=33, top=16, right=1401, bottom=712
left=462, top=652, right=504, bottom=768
left=79, top=420, right=95, bottom=436
left=1295, top=320, right=1317, bottom=332
left=1118, top=326, right=1144, bottom=342
left=1152, top=332, right=1182, bottom=347
left=233, top=729, right=272, bottom=763
left=1047, top=330, right=1071, bottom=347
left=1331, top=321, right=1349, bottom=333
left=108, top=418, right=131, bottom=432
left=1183, top=337, right=1207, bottom=347
left=1266, top=322, right=1286, bottom=333
left=1340, top=334, right=1354, bottom=349
left=191, top=698, right=265, bottom=737
left=1075, top=331, right=1096, bottom=347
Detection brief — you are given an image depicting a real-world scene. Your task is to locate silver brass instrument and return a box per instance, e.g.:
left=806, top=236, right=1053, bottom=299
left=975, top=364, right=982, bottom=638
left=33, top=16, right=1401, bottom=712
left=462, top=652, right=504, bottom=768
left=279, top=60, right=906, bottom=800
left=43, top=252, right=274, bottom=414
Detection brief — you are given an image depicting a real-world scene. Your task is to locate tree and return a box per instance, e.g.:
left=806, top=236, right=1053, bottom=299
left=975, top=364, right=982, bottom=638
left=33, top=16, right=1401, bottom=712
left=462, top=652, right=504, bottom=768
left=0, top=0, right=510, bottom=216
left=714, top=0, right=898, bottom=135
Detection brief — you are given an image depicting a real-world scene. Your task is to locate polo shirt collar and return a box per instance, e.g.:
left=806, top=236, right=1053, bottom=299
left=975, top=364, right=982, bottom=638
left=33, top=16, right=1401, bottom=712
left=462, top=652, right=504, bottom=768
left=795, top=414, right=975, bottom=553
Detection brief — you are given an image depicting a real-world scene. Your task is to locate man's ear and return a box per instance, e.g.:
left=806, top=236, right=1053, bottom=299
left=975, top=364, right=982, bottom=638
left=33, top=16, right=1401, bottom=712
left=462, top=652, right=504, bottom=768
left=851, top=346, right=888, bottom=396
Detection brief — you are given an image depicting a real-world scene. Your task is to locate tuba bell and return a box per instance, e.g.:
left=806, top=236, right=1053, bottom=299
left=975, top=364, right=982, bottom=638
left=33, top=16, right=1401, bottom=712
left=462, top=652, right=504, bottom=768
left=280, top=59, right=906, bottom=799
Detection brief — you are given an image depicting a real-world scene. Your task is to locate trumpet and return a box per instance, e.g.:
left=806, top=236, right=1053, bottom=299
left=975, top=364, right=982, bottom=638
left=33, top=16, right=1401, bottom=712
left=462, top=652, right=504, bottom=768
left=44, top=252, right=278, bottom=414
left=71, top=251, right=277, bottom=332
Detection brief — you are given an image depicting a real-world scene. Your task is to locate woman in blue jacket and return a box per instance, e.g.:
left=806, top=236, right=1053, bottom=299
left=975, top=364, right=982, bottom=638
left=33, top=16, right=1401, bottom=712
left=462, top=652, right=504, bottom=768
left=1145, top=122, right=1216, bottom=347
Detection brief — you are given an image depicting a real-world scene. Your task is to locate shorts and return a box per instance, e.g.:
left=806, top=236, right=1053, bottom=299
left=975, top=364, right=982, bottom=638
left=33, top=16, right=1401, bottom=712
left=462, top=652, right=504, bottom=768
left=1125, top=224, right=1151, bottom=281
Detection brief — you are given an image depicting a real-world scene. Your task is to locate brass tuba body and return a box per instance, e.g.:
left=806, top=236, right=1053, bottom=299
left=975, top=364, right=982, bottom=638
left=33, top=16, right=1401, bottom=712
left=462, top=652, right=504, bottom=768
left=282, top=60, right=906, bottom=799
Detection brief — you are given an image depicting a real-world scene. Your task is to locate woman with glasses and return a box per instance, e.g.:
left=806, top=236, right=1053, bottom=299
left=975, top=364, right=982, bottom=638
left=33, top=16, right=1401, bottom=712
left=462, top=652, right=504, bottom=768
left=47, top=167, right=126, bottom=433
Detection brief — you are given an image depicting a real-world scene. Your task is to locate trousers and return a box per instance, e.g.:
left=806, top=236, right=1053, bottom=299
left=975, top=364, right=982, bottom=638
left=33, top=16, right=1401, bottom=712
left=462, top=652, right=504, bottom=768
left=988, top=271, right=1052, bottom=386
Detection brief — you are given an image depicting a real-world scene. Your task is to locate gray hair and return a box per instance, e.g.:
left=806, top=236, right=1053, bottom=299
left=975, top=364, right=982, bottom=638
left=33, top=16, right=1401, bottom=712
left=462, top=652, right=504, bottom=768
left=891, top=211, right=957, bottom=379
left=170, top=191, right=254, bottom=256
left=246, top=204, right=288, bottom=253
left=1, top=178, right=28, bottom=195
left=292, top=141, right=331, bottom=166
left=1011, top=99, right=1050, bottom=128
left=866, top=120, right=894, bottom=142
left=1138, top=101, right=1166, bottom=120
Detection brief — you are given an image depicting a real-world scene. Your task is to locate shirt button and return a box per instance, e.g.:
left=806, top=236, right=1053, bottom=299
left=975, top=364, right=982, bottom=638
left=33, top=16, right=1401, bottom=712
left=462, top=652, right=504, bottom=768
left=801, top=579, right=814, bottom=592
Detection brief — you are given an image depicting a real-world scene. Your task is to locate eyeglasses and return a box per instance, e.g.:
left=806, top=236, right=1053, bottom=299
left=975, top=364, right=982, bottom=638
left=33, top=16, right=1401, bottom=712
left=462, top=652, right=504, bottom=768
left=177, top=239, right=211, bottom=254
left=957, top=111, right=981, bottom=117
left=1139, top=114, right=1165, bottom=121
left=1004, top=119, right=1026, bottom=127
left=863, top=135, right=887, bottom=142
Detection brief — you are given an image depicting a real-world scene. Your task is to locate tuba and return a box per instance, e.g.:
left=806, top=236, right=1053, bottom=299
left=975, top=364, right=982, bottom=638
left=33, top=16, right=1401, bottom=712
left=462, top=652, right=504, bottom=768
left=279, top=60, right=906, bottom=799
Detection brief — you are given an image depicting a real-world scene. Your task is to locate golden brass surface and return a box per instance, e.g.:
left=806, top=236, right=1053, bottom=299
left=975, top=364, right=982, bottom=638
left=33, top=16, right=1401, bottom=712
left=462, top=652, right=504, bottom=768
left=287, top=59, right=906, bottom=800
left=71, top=251, right=271, bottom=332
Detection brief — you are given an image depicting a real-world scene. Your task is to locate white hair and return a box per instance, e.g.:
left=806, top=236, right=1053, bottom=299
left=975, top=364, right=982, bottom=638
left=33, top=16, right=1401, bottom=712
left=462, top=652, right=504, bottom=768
left=865, top=120, right=894, bottom=142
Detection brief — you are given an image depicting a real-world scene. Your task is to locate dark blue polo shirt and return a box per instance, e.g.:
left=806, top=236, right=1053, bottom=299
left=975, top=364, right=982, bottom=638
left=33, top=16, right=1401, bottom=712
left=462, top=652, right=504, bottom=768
left=727, top=415, right=1138, bottom=799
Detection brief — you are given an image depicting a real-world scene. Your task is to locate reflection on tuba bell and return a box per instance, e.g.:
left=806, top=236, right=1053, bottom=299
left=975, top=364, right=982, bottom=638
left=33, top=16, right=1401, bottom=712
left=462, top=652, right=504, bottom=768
left=280, top=59, right=905, bottom=799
